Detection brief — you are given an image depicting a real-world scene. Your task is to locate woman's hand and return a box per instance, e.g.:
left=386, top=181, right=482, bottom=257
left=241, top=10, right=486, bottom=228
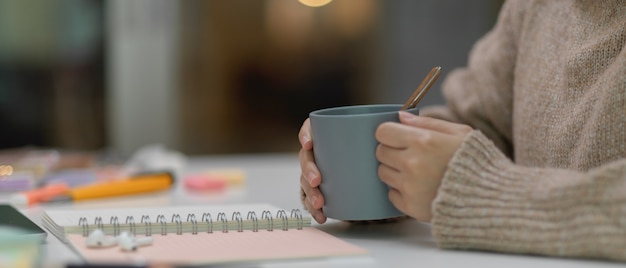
left=298, top=118, right=327, bottom=223
left=375, top=111, right=472, bottom=222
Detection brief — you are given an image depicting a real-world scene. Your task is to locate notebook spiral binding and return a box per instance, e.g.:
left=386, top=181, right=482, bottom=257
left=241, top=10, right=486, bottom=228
left=78, top=209, right=304, bottom=237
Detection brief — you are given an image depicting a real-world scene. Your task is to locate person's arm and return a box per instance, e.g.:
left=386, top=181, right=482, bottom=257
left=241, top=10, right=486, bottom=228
left=420, top=0, right=528, bottom=158
left=423, top=0, right=626, bottom=261
left=432, top=131, right=626, bottom=261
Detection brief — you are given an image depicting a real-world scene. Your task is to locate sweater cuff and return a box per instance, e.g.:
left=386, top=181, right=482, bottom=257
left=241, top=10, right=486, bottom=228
left=431, top=131, right=626, bottom=261
left=431, top=130, right=508, bottom=242
left=431, top=131, right=551, bottom=255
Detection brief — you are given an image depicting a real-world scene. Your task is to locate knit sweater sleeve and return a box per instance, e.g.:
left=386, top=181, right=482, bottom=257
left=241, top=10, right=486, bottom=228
left=431, top=130, right=626, bottom=261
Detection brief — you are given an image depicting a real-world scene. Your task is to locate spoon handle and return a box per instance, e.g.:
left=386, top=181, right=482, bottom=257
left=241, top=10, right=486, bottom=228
left=401, top=66, right=442, bottom=110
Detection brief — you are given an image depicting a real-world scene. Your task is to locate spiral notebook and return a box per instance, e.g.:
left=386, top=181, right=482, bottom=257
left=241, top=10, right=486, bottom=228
left=42, top=203, right=367, bottom=265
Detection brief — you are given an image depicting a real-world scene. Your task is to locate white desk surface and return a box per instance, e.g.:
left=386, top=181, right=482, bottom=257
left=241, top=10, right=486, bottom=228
left=1, top=153, right=622, bottom=268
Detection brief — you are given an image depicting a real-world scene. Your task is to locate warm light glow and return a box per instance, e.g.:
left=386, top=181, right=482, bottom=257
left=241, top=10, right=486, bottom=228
left=266, top=0, right=314, bottom=53
left=0, top=165, right=13, bottom=176
left=328, top=0, right=377, bottom=40
left=298, top=0, right=333, bottom=8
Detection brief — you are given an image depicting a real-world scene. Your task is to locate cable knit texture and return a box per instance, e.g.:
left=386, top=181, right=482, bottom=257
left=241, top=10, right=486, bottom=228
left=422, top=0, right=626, bottom=262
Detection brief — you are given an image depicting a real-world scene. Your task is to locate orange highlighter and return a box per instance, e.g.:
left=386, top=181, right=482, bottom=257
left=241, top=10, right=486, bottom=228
left=10, top=183, right=71, bottom=206
left=49, top=171, right=174, bottom=202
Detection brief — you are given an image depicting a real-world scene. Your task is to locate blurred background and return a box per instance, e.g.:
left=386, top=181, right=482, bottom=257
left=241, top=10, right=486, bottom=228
left=0, top=0, right=503, bottom=157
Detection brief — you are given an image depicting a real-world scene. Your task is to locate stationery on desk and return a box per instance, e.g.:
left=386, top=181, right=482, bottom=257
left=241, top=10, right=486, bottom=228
left=42, top=203, right=368, bottom=265
left=0, top=148, right=97, bottom=192
left=10, top=171, right=174, bottom=206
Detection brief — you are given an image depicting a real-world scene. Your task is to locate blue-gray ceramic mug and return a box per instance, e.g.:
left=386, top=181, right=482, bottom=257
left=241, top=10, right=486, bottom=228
left=309, top=104, right=418, bottom=221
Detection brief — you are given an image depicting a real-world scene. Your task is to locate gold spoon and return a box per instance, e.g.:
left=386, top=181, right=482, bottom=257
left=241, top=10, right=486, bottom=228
left=401, top=66, right=442, bottom=110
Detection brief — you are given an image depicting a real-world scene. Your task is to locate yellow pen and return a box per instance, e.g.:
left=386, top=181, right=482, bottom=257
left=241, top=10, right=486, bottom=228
left=47, top=171, right=174, bottom=202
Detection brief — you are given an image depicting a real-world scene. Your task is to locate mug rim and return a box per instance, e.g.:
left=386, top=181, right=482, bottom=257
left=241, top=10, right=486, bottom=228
left=310, top=104, right=416, bottom=117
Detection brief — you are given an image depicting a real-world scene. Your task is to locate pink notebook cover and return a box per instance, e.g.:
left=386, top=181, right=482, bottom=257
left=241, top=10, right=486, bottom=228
left=67, top=227, right=367, bottom=265
left=45, top=204, right=368, bottom=265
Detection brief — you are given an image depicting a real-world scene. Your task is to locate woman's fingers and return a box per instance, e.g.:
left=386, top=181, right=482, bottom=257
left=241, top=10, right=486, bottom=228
left=376, top=112, right=472, bottom=149
left=297, top=118, right=327, bottom=224
left=375, top=122, right=415, bottom=149
left=298, top=149, right=326, bottom=223
left=377, top=159, right=402, bottom=188
left=300, top=174, right=326, bottom=223
left=298, top=118, right=320, bottom=188
left=297, top=118, right=327, bottom=223
left=300, top=174, right=324, bottom=209
left=298, top=118, right=313, bottom=150
left=302, top=200, right=327, bottom=224
left=387, top=187, right=406, bottom=215
left=399, top=111, right=473, bottom=136
left=375, top=143, right=407, bottom=172
left=299, top=148, right=321, bottom=187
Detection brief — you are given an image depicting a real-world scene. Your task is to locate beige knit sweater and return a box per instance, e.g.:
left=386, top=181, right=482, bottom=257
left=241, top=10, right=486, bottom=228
left=421, top=0, right=626, bottom=262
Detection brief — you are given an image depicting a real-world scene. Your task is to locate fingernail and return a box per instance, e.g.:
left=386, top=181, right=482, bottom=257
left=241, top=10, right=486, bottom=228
left=314, top=213, right=326, bottom=224
left=399, top=111, right=415, bottom=120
